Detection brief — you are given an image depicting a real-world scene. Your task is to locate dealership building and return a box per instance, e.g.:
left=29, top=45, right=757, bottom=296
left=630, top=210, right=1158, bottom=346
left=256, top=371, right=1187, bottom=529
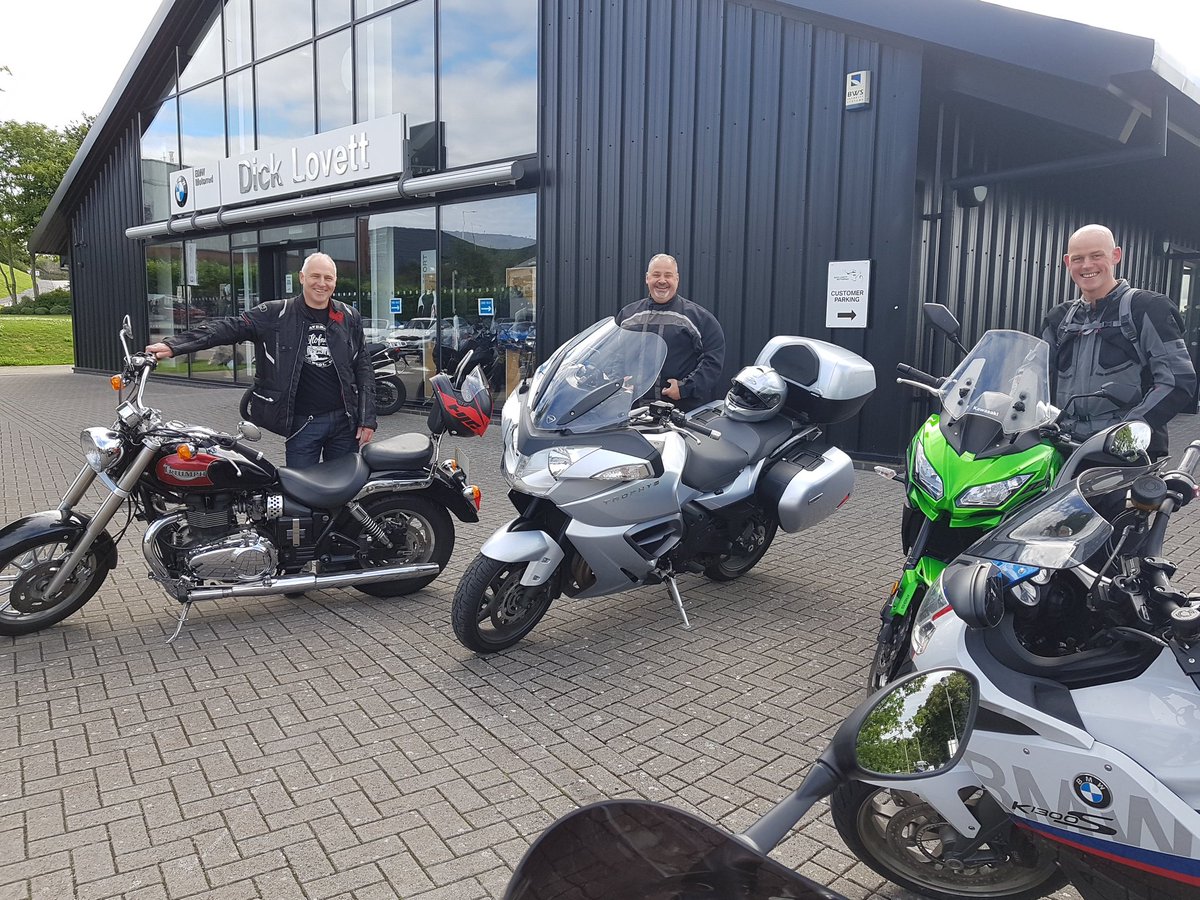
left=32, top=0, right=1200, bottom=459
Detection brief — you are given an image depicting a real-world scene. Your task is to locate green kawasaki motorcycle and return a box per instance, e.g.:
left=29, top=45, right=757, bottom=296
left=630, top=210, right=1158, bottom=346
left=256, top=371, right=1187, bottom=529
left=868, top=304, right=1145, bottom=690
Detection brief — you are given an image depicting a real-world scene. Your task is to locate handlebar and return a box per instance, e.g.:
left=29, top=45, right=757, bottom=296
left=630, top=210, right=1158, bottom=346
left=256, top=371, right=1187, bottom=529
left=895, top=363, right=943, bottom=390
left=670, top=410, right=720, bottom=440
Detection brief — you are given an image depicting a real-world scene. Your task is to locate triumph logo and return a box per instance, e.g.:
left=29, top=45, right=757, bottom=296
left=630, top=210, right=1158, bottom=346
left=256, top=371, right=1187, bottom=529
left=163, top=464, right=206, bottom=481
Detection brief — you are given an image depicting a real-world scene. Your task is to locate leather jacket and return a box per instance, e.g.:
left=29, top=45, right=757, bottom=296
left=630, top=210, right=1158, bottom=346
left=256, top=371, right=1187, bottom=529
left=164, top=297, right=377, bottom=437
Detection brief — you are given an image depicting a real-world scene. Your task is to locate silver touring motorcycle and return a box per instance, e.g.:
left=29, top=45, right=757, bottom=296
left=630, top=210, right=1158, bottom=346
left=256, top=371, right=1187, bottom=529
left=451, top=316, right=876, bottom=652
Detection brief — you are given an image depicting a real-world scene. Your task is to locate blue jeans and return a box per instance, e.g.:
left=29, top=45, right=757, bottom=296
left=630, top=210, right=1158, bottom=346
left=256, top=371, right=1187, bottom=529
left=285, top=410, right=359, bottom=468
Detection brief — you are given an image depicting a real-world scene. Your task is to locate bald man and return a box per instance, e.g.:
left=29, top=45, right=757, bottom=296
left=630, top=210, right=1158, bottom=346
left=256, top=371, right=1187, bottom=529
left=1041, top=224, right=1195, bottom=457
left=147, top=252, right=376, bottom=466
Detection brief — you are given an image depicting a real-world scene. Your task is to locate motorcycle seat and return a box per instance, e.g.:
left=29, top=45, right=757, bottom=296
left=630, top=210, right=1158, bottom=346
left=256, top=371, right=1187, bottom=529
left=681, top=435, right=750, bottom=493
left=361, top=433, right=435, bottom=471
left=692, top=410, right=794, bottom=463
left=277, top=453, right=371, bottom=509
left=365, top=341, right=388, bottom=355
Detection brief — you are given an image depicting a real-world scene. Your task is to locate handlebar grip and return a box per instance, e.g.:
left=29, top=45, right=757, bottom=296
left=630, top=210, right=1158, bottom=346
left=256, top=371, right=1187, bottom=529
left=1177, top=440, right=1200, bottom=480
left=688, top=421, right=717, bottom=439
left=895, top=363, right=941, bottom=388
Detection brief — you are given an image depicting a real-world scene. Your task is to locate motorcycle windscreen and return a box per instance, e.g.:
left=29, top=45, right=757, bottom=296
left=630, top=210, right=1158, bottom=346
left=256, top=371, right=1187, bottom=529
left=531, top=318, right=667, bottom=433
left=937, top=330, right=1056, bottom=434
left=963, top=464, right=1155, bottom=569
left=502, top=799, right=843, bottom=900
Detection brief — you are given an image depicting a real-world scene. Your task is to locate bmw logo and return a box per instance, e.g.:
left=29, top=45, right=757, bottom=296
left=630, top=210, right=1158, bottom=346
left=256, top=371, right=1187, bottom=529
left=174, top=174, right=189, bottom=207
left=1073, top=774, right=1112, bottom=809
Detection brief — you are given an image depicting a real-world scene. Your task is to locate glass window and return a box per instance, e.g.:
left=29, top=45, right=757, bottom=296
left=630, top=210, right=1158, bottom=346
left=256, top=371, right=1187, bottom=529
left=441, top=0, right=537, bottom=167
left=256, top=46, right=315, bottom=145
left=317, top=29, right=354, bottom=133
left=440, top=194, right=537, bottom=399
left=140, top=101, right=179, bottom=223
left=233, top=247, right=260, bottom=380
left=322, top=235, right=361, bottom=309
left=355, top=3, right=434, bottom=126
left=260, top=222, right=319, bottom=244
left=179, top=9, right=224, bottom=90
left=231, top=230, right=258, bottom=248
left=255, top=0, right=313, bottom=59
left=187, top=236, right=238, bottom=383
left=317, top=0, right=352, bottom=33
left=226, top=68, right=255, bottom=155
left=225, top=0, right=253, bottom=70
left=320, top=217, right=356, bottom=236
left=146, top=242, right=188, bottom=377
left=179, top=81, right=227, bottom=167
left=355, top=0, right=401, bottom=17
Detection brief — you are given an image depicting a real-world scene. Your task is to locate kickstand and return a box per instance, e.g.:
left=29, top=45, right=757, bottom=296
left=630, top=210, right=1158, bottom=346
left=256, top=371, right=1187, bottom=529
left=663, top=573, right=692, bottom=630
left=167, top=601, right=193, bottom=644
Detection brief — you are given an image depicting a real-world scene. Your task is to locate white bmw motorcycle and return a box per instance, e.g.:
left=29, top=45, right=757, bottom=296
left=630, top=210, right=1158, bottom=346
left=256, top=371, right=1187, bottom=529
left=450, top=316, right=875, bottom=653
left=833, top=425, right=1200, bottom=900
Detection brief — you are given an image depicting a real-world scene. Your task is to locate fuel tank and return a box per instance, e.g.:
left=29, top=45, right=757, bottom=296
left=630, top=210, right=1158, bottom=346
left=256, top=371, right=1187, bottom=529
left=152, top=446, right=276, bottom=491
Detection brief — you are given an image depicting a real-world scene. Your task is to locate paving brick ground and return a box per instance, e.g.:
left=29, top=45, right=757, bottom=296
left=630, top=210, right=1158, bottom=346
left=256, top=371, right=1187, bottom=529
left=4, top=365, right=1200, bottom=900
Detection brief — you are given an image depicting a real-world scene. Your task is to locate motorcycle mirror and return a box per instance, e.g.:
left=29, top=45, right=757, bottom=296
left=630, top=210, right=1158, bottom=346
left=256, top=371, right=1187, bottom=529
left=739, top=667, right=978, bottom=852
left=119, top=314, right=134, bottom=358
left=923, top=303, right=961, bottom=339
left=943, top=561, right=1006, bottom=630
left=237, top=421, right=262, bottom=442
left=854, top=669, right=977, bottom=777
left=1104, top=421, right=1152, bottom=460
left=1097, top=381, right=1142, bottom=408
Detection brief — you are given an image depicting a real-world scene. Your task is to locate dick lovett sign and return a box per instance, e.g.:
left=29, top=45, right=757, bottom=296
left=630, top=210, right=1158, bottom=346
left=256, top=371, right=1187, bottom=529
left=170, top=114, right=405, bottom=213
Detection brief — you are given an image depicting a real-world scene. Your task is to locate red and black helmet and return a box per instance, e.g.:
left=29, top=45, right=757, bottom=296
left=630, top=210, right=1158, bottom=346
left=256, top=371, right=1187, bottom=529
left=427, top=358, right=492, bottom=437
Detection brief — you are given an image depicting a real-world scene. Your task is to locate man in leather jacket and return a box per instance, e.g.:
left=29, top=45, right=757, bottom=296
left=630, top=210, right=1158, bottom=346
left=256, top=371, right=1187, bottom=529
left=1041, top=224, right=1196, bottom=459
left=146, top=252, right=376, bottom=467
left=617, top=253, right=725, bottom=412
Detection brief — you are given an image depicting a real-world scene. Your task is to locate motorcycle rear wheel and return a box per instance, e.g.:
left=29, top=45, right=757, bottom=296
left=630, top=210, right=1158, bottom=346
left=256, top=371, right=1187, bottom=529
left=451, top=554, right=554, bottom=653
left=0, top=536, right=108, bottom=636
left=705, top=516, right=778, bottom=581
left=830, top=782, right=1065, bottom=900
left=353, top=494, right=453, bottom=596
left=375, top=375, right=407, bottom=416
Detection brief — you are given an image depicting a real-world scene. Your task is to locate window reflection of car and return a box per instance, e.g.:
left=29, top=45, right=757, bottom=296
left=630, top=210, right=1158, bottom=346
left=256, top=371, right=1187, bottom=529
left=388, top=317, right=472, bottom=350
left=362, top=318, right=392, bottom=344
left=171, top=303, right=207, bottom=326
left=498, top=319, right=536, bottom=348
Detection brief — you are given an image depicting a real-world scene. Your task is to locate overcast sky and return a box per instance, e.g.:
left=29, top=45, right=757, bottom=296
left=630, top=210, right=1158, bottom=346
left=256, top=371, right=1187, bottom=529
left=1, top=0, right=1197, bottom=130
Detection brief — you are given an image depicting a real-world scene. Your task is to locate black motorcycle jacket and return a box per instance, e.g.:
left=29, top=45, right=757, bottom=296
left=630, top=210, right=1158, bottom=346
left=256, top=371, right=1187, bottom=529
left=164, top=297, right=377, bottom=437
left=1041, top=280, right=1196, bottom=457
left=616, top=294, right=726, bottom=407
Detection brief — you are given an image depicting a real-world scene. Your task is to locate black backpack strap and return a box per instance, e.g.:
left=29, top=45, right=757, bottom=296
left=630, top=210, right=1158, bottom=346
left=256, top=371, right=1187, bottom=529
left=1116, top=285, right=1148, bottom=369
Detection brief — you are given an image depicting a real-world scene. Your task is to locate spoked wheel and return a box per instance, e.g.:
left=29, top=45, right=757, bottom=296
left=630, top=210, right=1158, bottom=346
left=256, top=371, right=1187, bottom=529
left=0, top=536, right=109, bottom=636
left=451, top=554, right=555, bottom=653
left=866, top=597, right=918, bottom=692
left=375, top=375, right=407, bottom=415
left=831, top=783, right=1065, bottom=900
left=354, top=495, right=453, bottom=597
left=704, top=514, right=778, bottom=581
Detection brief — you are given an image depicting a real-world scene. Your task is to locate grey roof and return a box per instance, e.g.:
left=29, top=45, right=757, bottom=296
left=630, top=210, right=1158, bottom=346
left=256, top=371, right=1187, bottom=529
left=31, top=0, right=1200, bottom=253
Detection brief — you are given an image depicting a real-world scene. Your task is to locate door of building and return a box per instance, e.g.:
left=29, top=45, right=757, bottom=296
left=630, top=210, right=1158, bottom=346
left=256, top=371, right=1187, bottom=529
left=1179, top=261, right=1199, bottom=406
left=260, top=244, right=319, bottom=302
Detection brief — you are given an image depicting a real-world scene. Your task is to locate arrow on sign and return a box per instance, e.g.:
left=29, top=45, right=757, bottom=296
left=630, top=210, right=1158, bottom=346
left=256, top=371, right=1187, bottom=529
left=837, top=310, right=858, bottom=320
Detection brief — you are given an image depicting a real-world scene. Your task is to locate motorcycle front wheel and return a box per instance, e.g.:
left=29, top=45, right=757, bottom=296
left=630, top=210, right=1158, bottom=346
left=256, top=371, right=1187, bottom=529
left=830, top=782, right=1065, bottom=900
left=705, top=515, right=778, bottom=582
left=866, top=593, right=919, bottom=692
left=353, top=494, right=453, bottom=596
left=451, top=554, right=554, bottom=653
left=0, top=535, right=109, bottom=636
left=375, top=375, right=407, bottom=416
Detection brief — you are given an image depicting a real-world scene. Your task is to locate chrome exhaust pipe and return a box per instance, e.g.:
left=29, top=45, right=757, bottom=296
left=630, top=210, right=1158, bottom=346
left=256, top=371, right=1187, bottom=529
left=184, top=562, right=441, bottom=602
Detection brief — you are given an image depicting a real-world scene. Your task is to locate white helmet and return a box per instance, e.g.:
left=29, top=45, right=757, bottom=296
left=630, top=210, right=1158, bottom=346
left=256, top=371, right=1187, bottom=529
left=725, top=365, right=787, bottom=422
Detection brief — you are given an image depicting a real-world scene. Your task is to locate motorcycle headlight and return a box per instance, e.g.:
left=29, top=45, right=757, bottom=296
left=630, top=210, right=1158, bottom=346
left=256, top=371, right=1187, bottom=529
left=912, top=441, right=944, bottom=500
left=911, top=573, right=951, bottom=656
left=957, top=473, right=1033, bottom=508
left=80, top=427, right=124, bottom=473
left=548, top=447, right=598, bottom=478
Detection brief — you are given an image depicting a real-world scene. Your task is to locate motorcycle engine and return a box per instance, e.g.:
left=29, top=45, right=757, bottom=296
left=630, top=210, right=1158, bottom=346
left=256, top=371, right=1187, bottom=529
left=185, top=528, right=278, bottom=584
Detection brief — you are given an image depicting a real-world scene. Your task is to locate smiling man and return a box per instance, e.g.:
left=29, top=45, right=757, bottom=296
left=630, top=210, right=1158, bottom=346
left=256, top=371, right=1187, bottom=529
left=147, top=252, right=376, bottom=466
left=1041, top=224, right=1195, bottom=457
left=616, top=253, right=725, bottom=411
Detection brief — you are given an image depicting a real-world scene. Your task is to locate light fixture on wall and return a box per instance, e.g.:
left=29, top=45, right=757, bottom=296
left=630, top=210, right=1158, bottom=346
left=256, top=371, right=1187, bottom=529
left=955, top=185, right=988, bottom=209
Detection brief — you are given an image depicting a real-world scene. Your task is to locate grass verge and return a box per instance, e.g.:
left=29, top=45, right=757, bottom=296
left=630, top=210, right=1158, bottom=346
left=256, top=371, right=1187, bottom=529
left=0, top=316, right=74, bottom=366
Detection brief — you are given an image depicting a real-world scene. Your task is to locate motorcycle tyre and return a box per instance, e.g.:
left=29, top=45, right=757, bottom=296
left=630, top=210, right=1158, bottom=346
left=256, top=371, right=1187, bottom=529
left=353, top=494, right=453, bottom=597
left=830, top=781, right=1066, bottom=900
left=704, top=518, right=778, bottom=582
left=866, top=595, right=919, bottom=692
left=451, top=554, right=554, bottom=654
left=374, top=375, right=407, bottom=416
left=0, top=531, right=111, bottom=636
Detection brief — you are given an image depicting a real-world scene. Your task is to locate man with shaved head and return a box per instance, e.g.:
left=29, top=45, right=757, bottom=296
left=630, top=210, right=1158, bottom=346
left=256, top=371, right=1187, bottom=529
left=1041, top=224, right=1195, bottom=457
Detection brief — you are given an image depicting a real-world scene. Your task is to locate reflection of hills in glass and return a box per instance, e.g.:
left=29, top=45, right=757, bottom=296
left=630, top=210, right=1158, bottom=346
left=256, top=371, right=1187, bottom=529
left=444, top=229, right=534, bottom=250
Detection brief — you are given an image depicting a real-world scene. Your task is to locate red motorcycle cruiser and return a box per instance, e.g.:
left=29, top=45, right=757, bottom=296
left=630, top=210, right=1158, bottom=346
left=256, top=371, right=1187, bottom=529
left=0, top=317, right=490, bottom=640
